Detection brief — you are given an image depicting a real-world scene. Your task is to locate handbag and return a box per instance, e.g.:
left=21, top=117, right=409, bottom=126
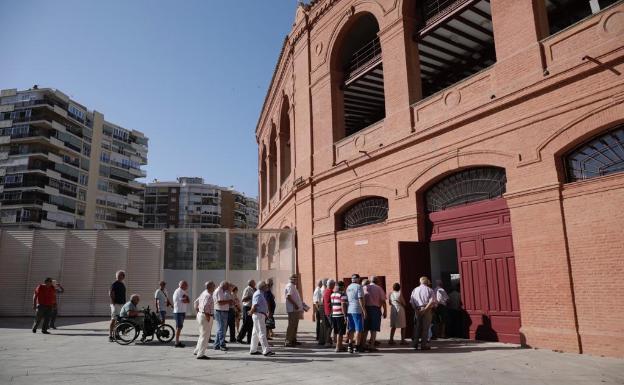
left=265, top=315, right=276, bottom=329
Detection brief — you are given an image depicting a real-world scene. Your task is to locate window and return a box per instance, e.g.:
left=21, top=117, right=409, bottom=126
left=425, top=167, right=506, bottom=212
left=79, top=174, right=88, bottom=186
left=340, top=197, right=389, bottom=230
left=78, top=189, right=87, bottom=202
left=68, top=104, right=85, bottom=121
left=3, top=174, right=23, bottom=185
left=333, top=13, right=385, bottom=139
left=565, top=125, right=624, bottom=182
left=416, top=0, right=496, bottom=98
left=546, top=0, right=620, bottom=36
left=97, top=179, right=108, bottom=192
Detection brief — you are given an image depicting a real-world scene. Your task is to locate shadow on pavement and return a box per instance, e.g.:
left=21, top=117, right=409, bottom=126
left=0, top=317, right=110, bottom=329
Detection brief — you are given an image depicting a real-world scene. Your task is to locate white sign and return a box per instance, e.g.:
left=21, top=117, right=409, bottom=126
left=355, top=239, right=368, bottom=246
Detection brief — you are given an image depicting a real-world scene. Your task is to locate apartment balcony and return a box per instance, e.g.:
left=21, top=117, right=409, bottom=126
left=45, top=169, right=62, bottom=180
left=124, top=220, right=139, bottom=228
left=0, top=135, right=10, bottom=144
left=39, top=219, right=57, bottom=229
left=127, top=194, right=142, bottom=203
left=44, top=185, right=60, bottom=197
left=126, top=207, right=140, bottom=215
left=128, top=180, right=143, bottom=189
left=0, top=151, right=8, bottom=161
left=47, top=153, right=63, bottom=164
left=42, top=202, right=58, bottom=213
left=52, top=105, right=68, bottom=119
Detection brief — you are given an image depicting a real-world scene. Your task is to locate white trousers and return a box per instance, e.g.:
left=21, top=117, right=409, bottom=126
left=250, top=313, right=271, bottom=354
left=194, top=313, right=213, bottom=357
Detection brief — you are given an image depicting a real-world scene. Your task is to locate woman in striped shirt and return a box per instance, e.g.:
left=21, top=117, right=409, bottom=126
left=330, top=281, right=349, bottom=352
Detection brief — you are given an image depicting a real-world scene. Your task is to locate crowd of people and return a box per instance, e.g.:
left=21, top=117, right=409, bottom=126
left=31, top=271, right=461, bottom=358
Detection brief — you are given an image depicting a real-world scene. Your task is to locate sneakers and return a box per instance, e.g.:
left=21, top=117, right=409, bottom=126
left=263, top=351, right=275, bottom=357
left=174, top=342, right=185, bottom=348
left=220, top=346, right=228, bottom=351
left=249, top=351, right=262, bottom=355
left=108, top=336, right=114, bottom=342
left=32, top=328, right=36, bottom=334
left=196, top=355, right=210, bottom=360
left=41, top=330, right=50, bottom=334
left=348, top=344, right=354, bottom=354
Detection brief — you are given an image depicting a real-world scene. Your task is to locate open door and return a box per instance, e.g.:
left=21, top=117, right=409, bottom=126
left=398, top=241, right=431, bottom=339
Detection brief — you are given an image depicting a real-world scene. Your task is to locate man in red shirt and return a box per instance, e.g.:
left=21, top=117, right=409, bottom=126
left=322, top=280, right=336, bottom=347
left=32, top=277, right=56, bottom=334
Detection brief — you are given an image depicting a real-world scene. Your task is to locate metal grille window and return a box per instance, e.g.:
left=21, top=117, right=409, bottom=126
left=341, top=197, right=389, bottom=230
left=425, top=167, right=506, bottom=212
left=565, top=125, right=624, bottom=182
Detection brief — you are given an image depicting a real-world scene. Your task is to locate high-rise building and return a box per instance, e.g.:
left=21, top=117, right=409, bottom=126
left=0, top=87, right=148, bottom=229
left=143, top=177, right=258, bottom=229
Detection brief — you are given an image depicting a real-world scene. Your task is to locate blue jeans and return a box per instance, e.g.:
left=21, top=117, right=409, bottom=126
left=214, top=310, right=229, bottom=349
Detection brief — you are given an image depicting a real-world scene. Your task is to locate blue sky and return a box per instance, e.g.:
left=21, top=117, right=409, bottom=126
left=0, top=1, right=299, bottom=197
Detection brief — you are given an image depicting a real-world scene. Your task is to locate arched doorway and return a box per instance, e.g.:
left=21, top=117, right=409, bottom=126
left=400, top=167, right=521, bottom=344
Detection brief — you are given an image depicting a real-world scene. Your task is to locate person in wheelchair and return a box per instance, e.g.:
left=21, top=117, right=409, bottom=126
left=120, top=294, right=144, bottom=331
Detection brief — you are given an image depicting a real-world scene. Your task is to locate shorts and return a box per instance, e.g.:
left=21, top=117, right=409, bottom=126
left=331, top=316, right=347, bottom=336
left=173, top=312, right=185, bottom=329
left=159, top=310, right=166, bottom=322
left=347, top=313, right=364, bottom=332
left=365, top=306, right=382, bottom=332
left=110, top=304, right=122, bottom=319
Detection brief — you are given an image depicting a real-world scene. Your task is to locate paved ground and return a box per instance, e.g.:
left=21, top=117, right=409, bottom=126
left=0, top=316, right=622, bottom=385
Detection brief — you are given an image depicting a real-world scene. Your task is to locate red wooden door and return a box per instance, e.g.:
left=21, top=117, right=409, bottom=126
left=480, top=231, right=521, bottom=344
left=399, top=241, right=431, bottom=339
left=456, top=231, right=521, bottom=344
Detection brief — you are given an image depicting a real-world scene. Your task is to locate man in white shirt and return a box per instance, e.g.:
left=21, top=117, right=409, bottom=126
left=193, top=281, right=215, bottom=360
left=434, top=280, right=450, bottom=339
left=410, top=276, right=436, bottom=350
left=154, top=281, right=171, bottom=325
left=212, top=281, right=233, bottom=351
left=312, top=279, right=323, bottom=341
left=236, top=280, right=256, bottom=344
left=284, top=274, right=303, bottom=347
left=172, top=280, right=190, bottom=348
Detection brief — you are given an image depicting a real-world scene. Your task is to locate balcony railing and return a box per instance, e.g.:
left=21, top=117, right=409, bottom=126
left=344, top=37, right=382, bottom=82
left=421, top=0, right=473, bottom=27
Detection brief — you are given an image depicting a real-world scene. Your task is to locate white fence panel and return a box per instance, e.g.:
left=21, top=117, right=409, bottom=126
left=0, top=231, right=34, bottom=316
left=23, top=231, right=65, bottom=314
left=59, top=231, right=97, bottom=316
left=126, top=231, right=162, bottom=312
left=92, top=231, right=129, bottom=316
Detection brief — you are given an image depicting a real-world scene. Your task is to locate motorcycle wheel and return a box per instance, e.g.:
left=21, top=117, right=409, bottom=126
left=115, top=321, right=138, bottom=345
left=156, top=324, right=175, bottom=343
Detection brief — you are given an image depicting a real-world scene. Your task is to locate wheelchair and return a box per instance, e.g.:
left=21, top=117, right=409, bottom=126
left=114, top=306, right=174, bottom=345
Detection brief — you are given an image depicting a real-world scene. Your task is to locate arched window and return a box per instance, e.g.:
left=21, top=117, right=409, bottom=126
left=332, top=13, right=386, bottom=140
left=260, top=145, right=267, bottom=208
left=269, top=127, right=278, bottom=198
left=340, top=197, right=389, bottom=230
left=425, top=167, right=506, bottom=212
left=565, top=125, right=624, bottom=182
left=279, top=96, right=291, bottom=184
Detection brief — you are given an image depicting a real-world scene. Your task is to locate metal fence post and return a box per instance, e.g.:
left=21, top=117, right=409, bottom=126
left=192, top=229, right=198, bottom=315
left=225, top=229, right=230, bottom=282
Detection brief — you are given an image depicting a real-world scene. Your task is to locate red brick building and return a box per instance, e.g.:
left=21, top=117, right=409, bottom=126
left=256, top=0, right=624, bottom=357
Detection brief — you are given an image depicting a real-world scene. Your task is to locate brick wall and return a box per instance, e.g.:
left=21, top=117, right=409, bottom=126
left=257, top=0, right=624, bottom=357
